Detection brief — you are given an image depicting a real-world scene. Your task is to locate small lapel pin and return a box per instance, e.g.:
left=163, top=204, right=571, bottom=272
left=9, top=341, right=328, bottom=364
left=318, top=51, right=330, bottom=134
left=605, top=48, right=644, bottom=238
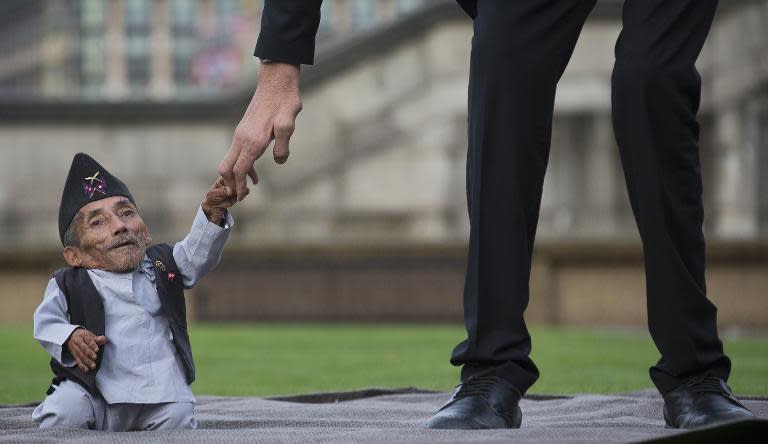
left=154, top=260, right=167, bottom=272
left=167, top=272, right=176, bottom=282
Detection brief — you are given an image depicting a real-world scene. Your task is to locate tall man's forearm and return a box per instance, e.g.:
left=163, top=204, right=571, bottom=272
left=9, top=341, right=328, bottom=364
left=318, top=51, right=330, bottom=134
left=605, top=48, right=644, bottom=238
left=254, top=0, right=323, bottom=65
left=220, top=1, right=320, bottom=200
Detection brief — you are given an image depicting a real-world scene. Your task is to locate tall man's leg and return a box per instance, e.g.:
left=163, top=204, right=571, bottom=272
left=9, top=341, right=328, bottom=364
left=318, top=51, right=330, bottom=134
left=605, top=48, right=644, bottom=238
left=612, top=0, right=754, bottom=428
left=426, top=0, right=596, bottom=429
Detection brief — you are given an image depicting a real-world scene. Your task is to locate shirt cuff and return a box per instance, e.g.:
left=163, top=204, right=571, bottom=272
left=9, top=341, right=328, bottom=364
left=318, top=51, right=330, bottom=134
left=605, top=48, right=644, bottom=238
left=52, top=324, right=81, bottom=366
left=59, top=347, right=77, bottom=367
left=194, top=206, right=234, bottom=232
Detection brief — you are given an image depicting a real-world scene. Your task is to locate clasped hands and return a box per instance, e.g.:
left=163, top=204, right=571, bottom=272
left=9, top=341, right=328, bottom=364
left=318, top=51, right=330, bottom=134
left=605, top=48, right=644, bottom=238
left=201, top=177, right=238, bottom=225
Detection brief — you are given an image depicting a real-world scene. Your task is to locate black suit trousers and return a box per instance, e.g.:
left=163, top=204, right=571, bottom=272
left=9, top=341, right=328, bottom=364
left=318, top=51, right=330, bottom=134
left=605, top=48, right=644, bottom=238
left=450, top=0, right=730, bottom=395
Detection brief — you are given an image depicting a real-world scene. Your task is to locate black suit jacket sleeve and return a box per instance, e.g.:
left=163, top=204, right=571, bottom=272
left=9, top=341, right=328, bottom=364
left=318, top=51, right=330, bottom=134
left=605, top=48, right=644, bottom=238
left=254, top=0, right=323, bottom=65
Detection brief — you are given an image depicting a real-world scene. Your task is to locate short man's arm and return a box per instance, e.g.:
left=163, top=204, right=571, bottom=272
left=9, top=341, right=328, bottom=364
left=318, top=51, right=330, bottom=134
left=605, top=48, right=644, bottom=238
left=34, top=279, right=106, bottom=372
left=173, top=199, right=234, bottom=289
left=218, top=1, right=322, bottom=201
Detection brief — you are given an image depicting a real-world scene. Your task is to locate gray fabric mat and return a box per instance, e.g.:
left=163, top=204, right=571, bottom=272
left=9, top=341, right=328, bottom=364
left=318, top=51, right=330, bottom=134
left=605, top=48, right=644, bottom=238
left=1, top=389, right=766, bottom=443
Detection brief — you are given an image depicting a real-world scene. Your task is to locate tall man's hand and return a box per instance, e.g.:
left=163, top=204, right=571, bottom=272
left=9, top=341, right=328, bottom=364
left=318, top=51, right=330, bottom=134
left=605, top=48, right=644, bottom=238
left=65, top=327, right=107, bottom=372
left=219, top=62, right=302, bottom=201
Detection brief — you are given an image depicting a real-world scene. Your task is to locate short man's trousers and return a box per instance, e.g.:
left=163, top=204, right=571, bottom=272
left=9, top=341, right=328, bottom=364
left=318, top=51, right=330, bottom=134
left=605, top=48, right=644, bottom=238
left=32, top=379, right=197, bottom=431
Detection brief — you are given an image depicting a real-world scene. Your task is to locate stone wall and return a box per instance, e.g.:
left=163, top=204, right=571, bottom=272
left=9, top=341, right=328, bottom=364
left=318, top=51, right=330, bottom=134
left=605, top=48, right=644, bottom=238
left=3, top=241, right=767, bottom=329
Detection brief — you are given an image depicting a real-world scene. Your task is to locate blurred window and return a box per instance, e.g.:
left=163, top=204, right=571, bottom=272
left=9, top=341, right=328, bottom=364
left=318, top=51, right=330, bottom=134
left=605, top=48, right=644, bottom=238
left=80, top=0, right=104, bottom=29
left=79, top=0, right=105, bottom=96
left=171, top=0, right=197, bottom=92
left=81, top=37, right=105, bottom=78
left=171, top=0, right=196, bottom=31
left=349, top=0, right=376, bottom=31
left=757, top=92, right=768, bottom=234
left=124, top=0, right=151, bottom=93
left=215, top=0, right=238, bottom=19
left=395, top=0, right=424, bottom=14
left=124, top=0, right=150, bottom=28
left=318, top=1, right=333, bottom=37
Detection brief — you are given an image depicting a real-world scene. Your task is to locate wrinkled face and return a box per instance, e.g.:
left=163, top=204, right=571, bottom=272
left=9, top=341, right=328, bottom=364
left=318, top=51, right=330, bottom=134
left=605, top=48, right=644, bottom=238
left=63, top=196, right=152, bottom=272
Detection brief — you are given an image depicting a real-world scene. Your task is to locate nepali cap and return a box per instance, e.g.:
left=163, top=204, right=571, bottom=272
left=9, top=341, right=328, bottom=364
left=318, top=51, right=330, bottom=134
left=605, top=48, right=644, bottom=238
left=58, top=153, right=135, bottom=245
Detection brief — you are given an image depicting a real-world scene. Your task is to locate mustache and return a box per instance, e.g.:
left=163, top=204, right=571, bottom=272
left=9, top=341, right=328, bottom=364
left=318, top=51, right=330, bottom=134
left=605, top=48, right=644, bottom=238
left=103, top=232, right=145, bottom=251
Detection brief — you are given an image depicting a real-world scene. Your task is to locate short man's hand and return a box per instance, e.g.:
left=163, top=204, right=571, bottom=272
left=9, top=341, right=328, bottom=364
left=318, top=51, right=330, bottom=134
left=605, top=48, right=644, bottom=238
left=218, top=62, right=302, bottom=201
left=202, top=177, right=236, bottom=224
left=65, top=327, right=107, bottom=373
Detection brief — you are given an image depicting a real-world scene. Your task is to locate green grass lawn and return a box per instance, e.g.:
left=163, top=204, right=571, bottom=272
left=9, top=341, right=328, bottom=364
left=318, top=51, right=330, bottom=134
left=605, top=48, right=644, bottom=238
left=1, top=323, right=766, bottom=404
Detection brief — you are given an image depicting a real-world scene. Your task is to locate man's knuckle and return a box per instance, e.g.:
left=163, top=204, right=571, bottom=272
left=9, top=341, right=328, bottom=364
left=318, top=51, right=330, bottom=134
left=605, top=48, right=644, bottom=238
left=287, top=98, right=302, bottom=113
left=275, top=122, right=295, bottom=137
left=217, top=166, right=232, bottom=178
left=251, top=135, right=270, bottom=149
left=233, top=134, right=251, bottom=150
left=234, top=124, right=250, bottom=138
left=236, top=128, right=268, bottom=148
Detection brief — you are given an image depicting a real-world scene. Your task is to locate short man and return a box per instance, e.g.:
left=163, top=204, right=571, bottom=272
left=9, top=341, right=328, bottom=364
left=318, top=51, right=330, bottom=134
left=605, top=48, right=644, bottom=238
left=218, top=0, right=754, bottom=430
left=33, top=153, right=236, bottom=431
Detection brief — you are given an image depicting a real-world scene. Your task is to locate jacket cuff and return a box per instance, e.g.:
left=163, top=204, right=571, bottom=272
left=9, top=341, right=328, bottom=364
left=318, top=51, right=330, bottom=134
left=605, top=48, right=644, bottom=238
left=254, top=34, right=316, bottom=65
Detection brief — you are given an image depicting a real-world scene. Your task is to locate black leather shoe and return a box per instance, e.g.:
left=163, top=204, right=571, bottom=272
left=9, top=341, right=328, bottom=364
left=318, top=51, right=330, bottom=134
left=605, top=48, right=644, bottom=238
left=425, top=375, right=522, bottom=429
left=663, top=375, right=755, bottom=429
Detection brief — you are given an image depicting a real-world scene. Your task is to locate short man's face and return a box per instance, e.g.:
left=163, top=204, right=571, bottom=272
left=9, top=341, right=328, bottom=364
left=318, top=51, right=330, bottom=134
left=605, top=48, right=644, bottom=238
left=64, top=196, right=152, bottom=272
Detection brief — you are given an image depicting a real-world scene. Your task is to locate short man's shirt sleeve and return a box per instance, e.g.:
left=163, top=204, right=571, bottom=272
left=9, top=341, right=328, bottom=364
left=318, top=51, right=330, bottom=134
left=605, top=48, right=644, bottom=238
left=254, top=0, right=323, bottom=65
left=172, top=206, right=233, bottom=289
left=33, top=278, right=80, bottom=367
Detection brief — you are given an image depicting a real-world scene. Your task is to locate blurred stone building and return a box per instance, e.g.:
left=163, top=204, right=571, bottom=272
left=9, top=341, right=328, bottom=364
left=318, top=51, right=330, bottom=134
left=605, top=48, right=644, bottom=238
left=0, top=0, right=430, bottom=99
left=1, top=0, right=766, bottom=327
